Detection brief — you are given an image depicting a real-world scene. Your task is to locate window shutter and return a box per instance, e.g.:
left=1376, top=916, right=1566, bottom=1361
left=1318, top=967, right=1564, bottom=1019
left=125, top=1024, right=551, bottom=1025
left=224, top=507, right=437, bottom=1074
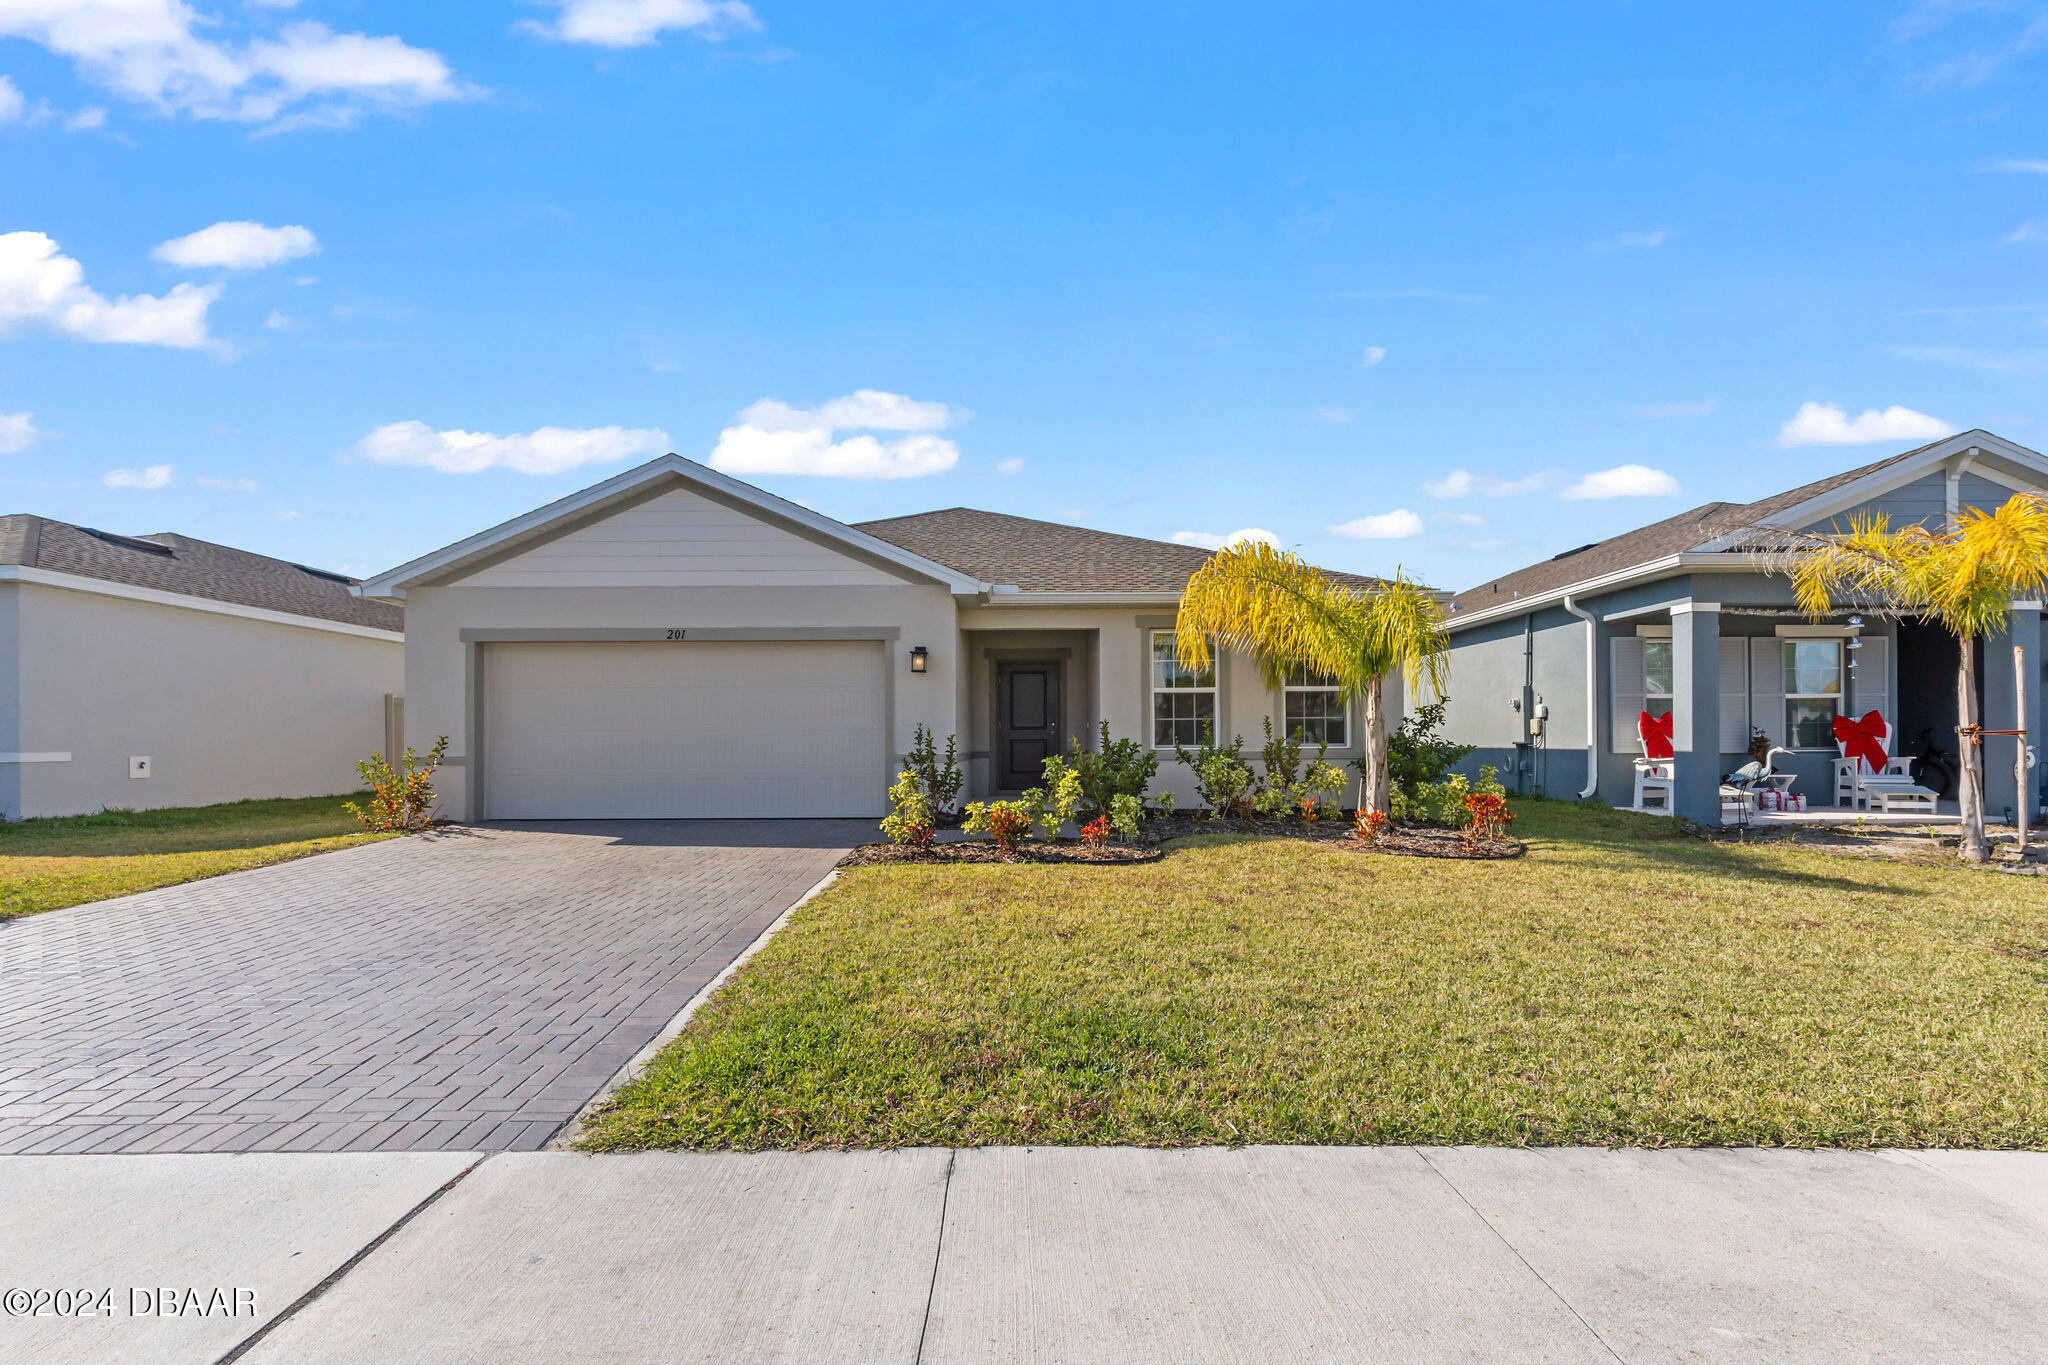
left=1852, top=634, right=1890, bottom=727
left=1719, top=637, right=1750, bottom=754
left=1750, top=638, right=1785, bottom=747
left=1611, top=636, right=1645, bottom=753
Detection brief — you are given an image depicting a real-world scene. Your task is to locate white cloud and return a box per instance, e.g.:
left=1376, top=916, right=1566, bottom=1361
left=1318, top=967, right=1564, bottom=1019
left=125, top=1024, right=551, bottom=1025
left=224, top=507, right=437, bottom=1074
left=1776, top=402, right=1956, bottom=447
left=1433, top=511, right=1487, bottom=528
left=102, top=463, right=173, bottom=489
left=1986, top=158, right=2048, bottom=174
left=195, top=474, right=257, bottom=490
left=995, top=456, right=1024, bottom=475
left=0, top=74, right=22, bottom=122
left=264, top=308, right=297, bottom=329
left=1592, top=229, right=1669, bottom=251
left=1561, top=464, right=1682, bottom=500
left=63, top=104, right=104, bottom=130
left=1423, top=467, right=1557, bottom=499
left=2008, top=216, right=2048, bottom=244
left=1171, top=527, right=1280, bottom=551
left=1307, top=405, right=1352, bottom=423
left=1359, top=345, right=1387, bottom=368
left=709, top=389, right=965, bottom=479
left=0, top=3, right=465, bottom=128
left=1329, top=509, right=1424, bottom=539
left=353, top=421, right=669, bottom=475
left=154, top=221, right=318, bottom=270
left=523, top=0, right=760, bottom=48
left=1633, top=398, right=1717, bottom=419
left=0, top=410, right=38, bottom=452
left=0, top=231, right=218, bottom=347
left=270, top=508, right=301, bottom=522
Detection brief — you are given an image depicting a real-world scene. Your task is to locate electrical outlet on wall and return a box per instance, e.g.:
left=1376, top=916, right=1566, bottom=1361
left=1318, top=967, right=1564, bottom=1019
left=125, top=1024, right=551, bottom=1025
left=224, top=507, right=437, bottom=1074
left=129, top=756, right=151, bottom=779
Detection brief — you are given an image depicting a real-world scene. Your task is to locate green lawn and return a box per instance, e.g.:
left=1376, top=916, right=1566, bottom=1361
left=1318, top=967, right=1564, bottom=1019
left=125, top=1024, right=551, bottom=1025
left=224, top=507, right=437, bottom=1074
left=0, top=794, right=396, bottom=921
left=581, top=801, right=2048, bottom=1152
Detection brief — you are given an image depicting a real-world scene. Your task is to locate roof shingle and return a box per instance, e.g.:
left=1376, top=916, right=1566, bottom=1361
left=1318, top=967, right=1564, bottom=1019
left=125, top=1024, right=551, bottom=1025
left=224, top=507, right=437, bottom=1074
left=0, top=514, right=403, bottom=631
left=856, top=507, right=1388, bottom=594
left=1444, top=441, right=1947, bottom=618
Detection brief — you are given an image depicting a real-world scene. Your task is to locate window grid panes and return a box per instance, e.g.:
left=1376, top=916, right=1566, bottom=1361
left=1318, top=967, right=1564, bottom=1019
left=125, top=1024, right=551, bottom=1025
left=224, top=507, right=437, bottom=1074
left=1641, top=640, right=1674, bottom=706
left=1783, top=638, right=1843, bottom=749
left=1282, top=661, right=1347, bottom=747
left=1152, top=631, right=1217, bottom=748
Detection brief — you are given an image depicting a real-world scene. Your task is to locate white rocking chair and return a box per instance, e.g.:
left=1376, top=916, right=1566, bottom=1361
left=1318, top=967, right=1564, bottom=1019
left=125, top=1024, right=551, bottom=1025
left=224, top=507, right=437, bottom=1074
left=1633, top=710, right=1675, bottom=812
left=1833, top=711, right=1937, bottom=815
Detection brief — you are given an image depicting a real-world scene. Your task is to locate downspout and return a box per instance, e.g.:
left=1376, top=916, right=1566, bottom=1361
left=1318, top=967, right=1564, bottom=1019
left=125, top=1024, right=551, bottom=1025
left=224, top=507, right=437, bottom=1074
left=1563, top=594, right=1598, bottom=799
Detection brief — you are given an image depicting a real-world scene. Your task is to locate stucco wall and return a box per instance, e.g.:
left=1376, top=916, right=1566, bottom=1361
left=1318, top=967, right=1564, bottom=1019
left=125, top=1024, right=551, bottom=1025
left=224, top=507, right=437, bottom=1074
left=402, top=581, right=961, bottom=821
left=6, top=581, right=402, bottom=820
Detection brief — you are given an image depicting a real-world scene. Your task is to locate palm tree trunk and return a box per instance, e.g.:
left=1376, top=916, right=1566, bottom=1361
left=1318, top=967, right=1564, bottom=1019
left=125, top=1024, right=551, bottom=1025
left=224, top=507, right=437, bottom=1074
left=1957, top=639, right=1990, bottom=863
left=1362, top=673, right=1390, bottom=814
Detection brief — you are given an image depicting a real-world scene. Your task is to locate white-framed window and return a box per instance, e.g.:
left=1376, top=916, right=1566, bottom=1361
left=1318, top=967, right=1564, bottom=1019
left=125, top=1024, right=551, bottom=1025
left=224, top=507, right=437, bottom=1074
left=1642, top=639, right=1674, bottom=716
left=1282, top=662, right=1347, bottom=747
left=1151, top=630, right=1215, bottom=748
left=1783, top=638, right=1843, bottom=748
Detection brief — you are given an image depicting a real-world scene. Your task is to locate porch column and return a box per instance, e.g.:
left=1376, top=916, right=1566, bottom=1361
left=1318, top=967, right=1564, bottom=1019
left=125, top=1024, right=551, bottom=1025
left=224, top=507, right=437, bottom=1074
left=1983, top=605, right=2040, bottom=822
left=1671, top=601, right=1723, bottom=825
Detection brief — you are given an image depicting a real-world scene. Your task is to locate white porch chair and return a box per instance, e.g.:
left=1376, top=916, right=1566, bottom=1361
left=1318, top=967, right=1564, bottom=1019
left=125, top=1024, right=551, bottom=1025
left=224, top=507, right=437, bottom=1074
left=1633, top=710, right=1675, bottom=812
left=1833, top=711, right=1937, bottom=815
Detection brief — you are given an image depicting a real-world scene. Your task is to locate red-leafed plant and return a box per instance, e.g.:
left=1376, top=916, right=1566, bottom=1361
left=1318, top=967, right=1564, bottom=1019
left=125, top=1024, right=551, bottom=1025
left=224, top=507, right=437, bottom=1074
left=1463, top=791, right=1515, bottom=843
left=346, top=736, right=449, bottom=833
left=1355, top=808, right=1389, bottom=844
left=1080, top=815, right=1113, bottom=847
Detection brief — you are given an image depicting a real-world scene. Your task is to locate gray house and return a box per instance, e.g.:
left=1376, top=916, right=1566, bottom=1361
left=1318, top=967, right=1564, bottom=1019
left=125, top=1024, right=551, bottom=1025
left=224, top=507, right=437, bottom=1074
left=1438, top=430, right=2045, bottom=825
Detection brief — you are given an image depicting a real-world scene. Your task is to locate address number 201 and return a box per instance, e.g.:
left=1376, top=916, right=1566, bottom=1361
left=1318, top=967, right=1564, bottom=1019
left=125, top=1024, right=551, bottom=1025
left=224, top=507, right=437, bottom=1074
left=665, top=629, right=686, bottom=640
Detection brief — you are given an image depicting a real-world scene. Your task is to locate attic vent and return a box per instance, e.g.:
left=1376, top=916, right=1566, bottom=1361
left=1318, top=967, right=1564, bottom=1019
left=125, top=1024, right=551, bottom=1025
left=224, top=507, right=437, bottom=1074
left=290, top=562, right=355, bottom=585
left=81, top=528, right=173, bottom=556
left=1550, top=542, right=1599, bottom=561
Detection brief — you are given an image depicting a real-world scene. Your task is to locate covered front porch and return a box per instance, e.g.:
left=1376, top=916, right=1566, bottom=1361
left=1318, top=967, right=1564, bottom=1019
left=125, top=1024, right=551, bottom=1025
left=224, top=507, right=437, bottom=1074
left=1606, top=586, right=2040, bottom=827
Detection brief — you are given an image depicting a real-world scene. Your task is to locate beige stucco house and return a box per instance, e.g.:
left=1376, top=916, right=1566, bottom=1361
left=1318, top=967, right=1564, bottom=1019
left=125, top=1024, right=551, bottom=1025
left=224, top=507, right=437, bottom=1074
left=0, top=516, right=404, bottom=820
left=358, top=454, right=1392, bottom=821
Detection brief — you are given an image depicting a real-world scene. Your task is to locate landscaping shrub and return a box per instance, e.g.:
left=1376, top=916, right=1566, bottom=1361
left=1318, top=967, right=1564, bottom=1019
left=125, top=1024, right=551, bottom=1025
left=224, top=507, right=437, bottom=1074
left=1363, top=700, right=1475, bottom=810
left=1355, top=808, right=1389, bottom=843
left=345, top=736, right=448, bottom=833
left=899, top=725, right=964, bottom=819
left=1174, top=723, right=1253, bottom=816
left=1080, top=815, right=1113, bottom=847
left=962, top=799, right=1033, bottom=852
left=879, top=769, right=936, bottom=849
left=1295, top=759, right=1346, bottom=819
left=1067, top=721, right=1159, bottom=820
left=1109, top=793, right=1144, bottom=840
left=1393, top=763, right=1507, bottom=828
left=1023, top=755, right=1085, bottom=838
left=1254, top=717, right=1306, bottom=815
left=1463, top=791, right=1515, bottom=843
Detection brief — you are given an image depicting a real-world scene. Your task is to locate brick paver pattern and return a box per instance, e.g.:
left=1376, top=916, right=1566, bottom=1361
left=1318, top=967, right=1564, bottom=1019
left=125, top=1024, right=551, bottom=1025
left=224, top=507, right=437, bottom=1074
left=0, top=821, right=865, bottom=1155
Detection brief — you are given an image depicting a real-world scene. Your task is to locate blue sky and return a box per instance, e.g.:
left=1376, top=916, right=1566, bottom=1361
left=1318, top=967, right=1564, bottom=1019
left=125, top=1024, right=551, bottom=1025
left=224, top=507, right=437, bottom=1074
left=2, top=1, right=2045, bottom=590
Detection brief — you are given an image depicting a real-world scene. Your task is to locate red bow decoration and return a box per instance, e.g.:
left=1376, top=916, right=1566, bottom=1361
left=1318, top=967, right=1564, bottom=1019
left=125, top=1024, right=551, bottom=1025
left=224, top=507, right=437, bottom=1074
left=1833, top=710, right=1890, bottom=775
left=1639, top=710, right=1674, bottom=760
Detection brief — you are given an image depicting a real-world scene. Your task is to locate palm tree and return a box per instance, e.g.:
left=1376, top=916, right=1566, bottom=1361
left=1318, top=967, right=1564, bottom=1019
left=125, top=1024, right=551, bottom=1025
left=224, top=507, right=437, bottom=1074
left=1783, top=493, right=2048, bottom=863
left=1174, top=543, right=1449, bottom=814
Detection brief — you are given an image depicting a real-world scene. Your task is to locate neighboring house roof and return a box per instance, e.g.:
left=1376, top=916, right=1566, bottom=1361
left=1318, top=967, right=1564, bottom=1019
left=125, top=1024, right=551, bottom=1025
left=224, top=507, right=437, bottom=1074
left=856, top=507, right=1391, bottom=594
left=1444, top=430, right=2045, bottom=625
left=0, top=514, right=403, bottom=632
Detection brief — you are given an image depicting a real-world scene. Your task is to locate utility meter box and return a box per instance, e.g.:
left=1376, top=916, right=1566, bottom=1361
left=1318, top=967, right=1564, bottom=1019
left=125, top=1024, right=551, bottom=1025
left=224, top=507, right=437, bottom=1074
left=129, top=756, right=151, bottom=779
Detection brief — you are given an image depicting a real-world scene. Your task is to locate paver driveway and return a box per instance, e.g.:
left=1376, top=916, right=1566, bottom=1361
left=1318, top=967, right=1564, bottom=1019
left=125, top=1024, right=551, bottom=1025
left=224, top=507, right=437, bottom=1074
left=0, top=820, right=866, bottom=1155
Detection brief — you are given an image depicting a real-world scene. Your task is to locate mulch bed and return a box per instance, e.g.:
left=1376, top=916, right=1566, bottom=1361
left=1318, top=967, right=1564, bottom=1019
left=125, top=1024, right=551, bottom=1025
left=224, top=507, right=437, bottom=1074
left=839, top=840, right=1163, bottom=867
left=842, top=814, right=1523, bottom=866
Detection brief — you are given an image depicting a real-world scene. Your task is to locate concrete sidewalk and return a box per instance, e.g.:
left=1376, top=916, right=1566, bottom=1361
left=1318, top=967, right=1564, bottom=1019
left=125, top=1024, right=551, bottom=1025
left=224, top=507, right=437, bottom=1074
left=7, top=1147, right=2046, bottom=1364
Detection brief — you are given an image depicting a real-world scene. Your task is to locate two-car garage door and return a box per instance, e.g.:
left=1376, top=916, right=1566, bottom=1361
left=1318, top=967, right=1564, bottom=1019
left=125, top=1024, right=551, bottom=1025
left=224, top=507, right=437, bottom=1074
left=482, top=641, right=887, bottom=819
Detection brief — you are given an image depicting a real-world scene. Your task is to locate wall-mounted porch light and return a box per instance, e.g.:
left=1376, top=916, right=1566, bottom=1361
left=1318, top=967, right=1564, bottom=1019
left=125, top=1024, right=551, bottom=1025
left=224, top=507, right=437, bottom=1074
left=910, top=645, right=929, bottom=674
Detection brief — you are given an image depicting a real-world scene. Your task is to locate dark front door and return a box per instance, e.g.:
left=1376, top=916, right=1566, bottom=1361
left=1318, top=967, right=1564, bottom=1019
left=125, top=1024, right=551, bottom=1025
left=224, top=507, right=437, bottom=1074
left=996, top=660, right=1062, bottom=791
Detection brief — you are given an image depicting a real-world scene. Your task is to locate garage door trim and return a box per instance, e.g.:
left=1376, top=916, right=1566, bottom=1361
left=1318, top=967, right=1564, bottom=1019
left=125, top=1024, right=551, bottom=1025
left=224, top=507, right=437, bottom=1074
left=464, top=628, right=902, bottom=820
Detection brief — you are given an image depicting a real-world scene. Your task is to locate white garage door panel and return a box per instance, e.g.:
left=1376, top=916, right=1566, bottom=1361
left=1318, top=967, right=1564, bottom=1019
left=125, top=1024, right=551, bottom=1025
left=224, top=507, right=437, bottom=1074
left=483, top=641, right=887, bottom=818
